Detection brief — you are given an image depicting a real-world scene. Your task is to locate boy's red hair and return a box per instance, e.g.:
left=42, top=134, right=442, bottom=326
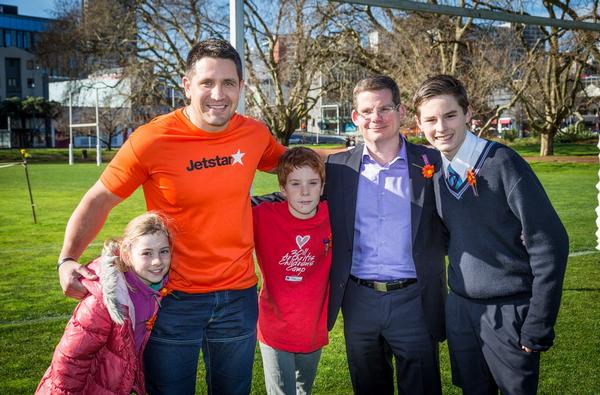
left=277, top=147, right=325, bottom=186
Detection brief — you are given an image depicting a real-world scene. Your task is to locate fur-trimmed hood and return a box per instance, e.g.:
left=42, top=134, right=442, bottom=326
left=85, top=254, right=135, bottom=326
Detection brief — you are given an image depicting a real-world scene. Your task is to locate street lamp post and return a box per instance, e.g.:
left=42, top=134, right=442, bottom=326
left=95, top=88, right=101, bottom=166
left=68, top=93, right=74, bottom=165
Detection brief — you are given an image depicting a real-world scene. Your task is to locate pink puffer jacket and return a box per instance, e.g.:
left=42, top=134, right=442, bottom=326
left=36, top=256, right=157, bottom=395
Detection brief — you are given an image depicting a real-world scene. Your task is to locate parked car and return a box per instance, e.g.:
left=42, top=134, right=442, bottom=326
left=288, top=132, right=346, bottom=145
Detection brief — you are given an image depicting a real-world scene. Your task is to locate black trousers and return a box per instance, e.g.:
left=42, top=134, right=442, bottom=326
left=341, top=279, right=441, bottom=395
left=446, top=292, right=541, bottom=395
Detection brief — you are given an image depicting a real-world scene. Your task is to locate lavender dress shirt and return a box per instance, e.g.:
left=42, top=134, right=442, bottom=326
left=350, top=141, right=417, bottom=280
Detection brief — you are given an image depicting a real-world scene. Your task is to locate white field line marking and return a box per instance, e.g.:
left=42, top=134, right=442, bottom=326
left=0, top=314, right=71, bottom=328
left=0, top=242, right=103, bottom=255
left=568, top=250, right=599, bottom=257
left=0, top=162, right=21, bottom=169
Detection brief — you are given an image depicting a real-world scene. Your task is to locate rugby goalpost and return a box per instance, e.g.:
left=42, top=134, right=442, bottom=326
left=68, top=88, right=101, bottom=166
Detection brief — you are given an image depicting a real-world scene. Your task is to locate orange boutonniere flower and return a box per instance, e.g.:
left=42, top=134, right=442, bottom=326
left=146, top=314, right=157, bottom=330
left=159, top=287, right=172, bottom=297
left=412, top=154, right=435, bottom=179
left=422, top=164, right=434, bottom=179
left=467, top=168, right=478, bottom=196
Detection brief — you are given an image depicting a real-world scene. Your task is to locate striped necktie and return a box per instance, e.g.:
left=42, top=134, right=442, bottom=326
left=447, top=164, right=463, bottom=192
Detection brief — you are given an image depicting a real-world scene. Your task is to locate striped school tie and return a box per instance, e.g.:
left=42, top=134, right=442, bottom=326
left=447, top=164, right=464, bottom=192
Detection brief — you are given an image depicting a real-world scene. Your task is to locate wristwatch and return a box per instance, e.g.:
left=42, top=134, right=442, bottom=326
left=57, top=257, right=77, bottom=270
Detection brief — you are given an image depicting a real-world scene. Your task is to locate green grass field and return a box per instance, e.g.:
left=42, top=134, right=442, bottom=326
left=508, top=140, right=599, bottom=157
left=0, top=156, right=599, bottom=393
left=1, top=138, right=597, bottom=164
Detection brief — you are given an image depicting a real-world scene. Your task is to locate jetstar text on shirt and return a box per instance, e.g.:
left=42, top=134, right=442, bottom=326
left=185, top=149, right=245, bottom=172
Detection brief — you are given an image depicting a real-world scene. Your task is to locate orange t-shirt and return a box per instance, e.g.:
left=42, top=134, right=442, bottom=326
left=100, top=109, right=286, bottom=293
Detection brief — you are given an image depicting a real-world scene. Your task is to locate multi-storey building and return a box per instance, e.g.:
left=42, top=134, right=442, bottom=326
left=0, top=4, right=52, bottom=147
left=0, top=4, right=51, bottom=101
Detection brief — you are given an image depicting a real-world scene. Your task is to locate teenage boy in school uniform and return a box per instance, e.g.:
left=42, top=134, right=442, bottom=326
left=414, top=74, right=568, bottom=395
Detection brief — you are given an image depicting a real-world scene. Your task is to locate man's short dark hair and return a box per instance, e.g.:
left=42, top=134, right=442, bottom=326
left=186, top=38, right=243, bottom=80
left=413, top=74, right=469, bottom=117
left=353, top=75, right=401, bottom=108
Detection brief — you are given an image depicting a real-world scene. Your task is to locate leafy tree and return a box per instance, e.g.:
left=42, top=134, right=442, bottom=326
left=0, top=97, right=61, bottom=147
left=0, top=97, right=24, bottom=128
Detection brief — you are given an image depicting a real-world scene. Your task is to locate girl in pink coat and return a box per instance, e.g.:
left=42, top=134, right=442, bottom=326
left=36, top=212, right=173, bottom=395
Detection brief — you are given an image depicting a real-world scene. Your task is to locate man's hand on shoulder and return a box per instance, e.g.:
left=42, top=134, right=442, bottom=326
left=58, top=259, right=97, bottom=300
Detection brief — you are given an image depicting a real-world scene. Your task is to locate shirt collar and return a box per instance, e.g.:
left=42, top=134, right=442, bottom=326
left=361, top=136, right=407, bottom=168
left=442, top=131, right=487, bottom=179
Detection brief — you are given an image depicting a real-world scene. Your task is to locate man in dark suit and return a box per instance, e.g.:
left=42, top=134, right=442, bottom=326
left=325, top=75, right=447, bottom=395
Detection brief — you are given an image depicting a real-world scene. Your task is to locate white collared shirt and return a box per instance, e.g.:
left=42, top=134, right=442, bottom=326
left=442, top=131, right=487, bottom=180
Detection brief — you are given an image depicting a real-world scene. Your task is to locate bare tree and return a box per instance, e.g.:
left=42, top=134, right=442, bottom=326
left=244, top=0, right=353, bottom=144
left=98, top=106, right=131, bottom=151
left=129, top=0, right=229, bottom=122
left=509, top=0, right=599, bottom=155
left=37, top=0, right=136, bottom=78
left=331, top=2, right=518, bottom=133
left=38, top=0, right=228, bottom=126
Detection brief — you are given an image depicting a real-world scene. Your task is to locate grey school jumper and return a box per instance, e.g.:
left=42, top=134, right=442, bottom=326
left=433, top=141, right=569, bottom=351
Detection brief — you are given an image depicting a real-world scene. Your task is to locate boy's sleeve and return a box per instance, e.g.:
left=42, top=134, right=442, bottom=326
left=504, top=153, right=569, bottom=351
left=251, top=192, right=286, bottom=207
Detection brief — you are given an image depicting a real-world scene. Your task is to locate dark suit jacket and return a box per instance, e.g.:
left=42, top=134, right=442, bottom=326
left=325, top=139, right=447, bottom=341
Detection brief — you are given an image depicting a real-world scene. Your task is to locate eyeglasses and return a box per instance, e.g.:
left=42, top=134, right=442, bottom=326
left=356, top=104, right=400, bottom=119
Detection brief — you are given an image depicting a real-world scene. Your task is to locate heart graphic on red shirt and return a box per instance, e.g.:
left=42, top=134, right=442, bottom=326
left=296, top=235, right=310, bottom=249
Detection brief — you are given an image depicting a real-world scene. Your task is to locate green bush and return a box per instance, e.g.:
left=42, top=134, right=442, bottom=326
left=556, top=125, right=595, bottom=143
left=502, top=129, right=519, bottom=142
left=504, top=136, right=540, bottom=147
left=406, top=135, right=429, bottom=145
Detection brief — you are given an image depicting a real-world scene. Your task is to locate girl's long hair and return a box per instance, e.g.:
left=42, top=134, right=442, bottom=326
left=102, top=211, right=173, bottom=272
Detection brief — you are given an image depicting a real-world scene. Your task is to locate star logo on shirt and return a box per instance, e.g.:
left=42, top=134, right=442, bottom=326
left=231, top=149, right=245, bottom=165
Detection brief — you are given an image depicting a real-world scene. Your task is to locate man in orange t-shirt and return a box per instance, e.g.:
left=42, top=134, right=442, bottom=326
left=57, top=39, right=285, bottom=394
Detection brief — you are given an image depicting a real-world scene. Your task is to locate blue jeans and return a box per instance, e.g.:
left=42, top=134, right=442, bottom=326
left=143, top=286, right=258, bottom=395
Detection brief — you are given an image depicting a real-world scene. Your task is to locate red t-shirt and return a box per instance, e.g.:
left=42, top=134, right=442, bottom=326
left=253, top=201, right=331, bottom=353
left=100, top=109, right=285, bottom=293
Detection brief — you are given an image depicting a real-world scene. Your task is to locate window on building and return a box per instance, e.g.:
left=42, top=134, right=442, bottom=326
left=26, top=60, right=35, bottom=70
left=5, top=30, right=16, bottom=47
left=7, top=78, right=17, bottom=87
left=32, top=33, right=40, bottom=50
left=27, top=78, right=35, bottom=89
left=23, top=32, right=31, bottom=49
left=4, top=30, right=10, bottom=47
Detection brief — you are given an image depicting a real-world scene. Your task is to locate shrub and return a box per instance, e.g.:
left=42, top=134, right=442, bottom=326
left=556, top=125, right=595, bottom=143
left=406, top=136, right=429, bottom=145
left=503, top=129, right=519, bottom=142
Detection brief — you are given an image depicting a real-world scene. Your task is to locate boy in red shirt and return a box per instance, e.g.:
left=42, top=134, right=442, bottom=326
left=252, top=147, right=332, bottom=395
